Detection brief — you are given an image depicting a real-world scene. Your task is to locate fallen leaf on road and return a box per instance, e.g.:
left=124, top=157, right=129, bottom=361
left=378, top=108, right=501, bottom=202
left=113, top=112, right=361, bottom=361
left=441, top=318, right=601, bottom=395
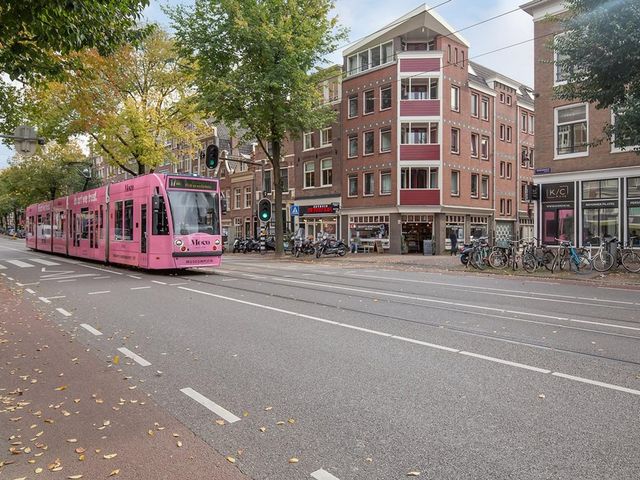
left=226, top=456, right=236, bottom=464
left=75, top=448, right=85, bottom=454
left=68, top=475, right=83, bottom=479
left=109, top=470, right=120, bottom=477
left=172, top=433, right=180, bottom=437
left=288, top=418, right=295, bottom=424
left=215, top=419, right=225, bottom=426
left=259, top=427, right=266, bottom=432
left=103, top=420, right=110, bottom=426
left=66, top=439, right=77, bottom=443
left=242, top=411, right=249, bottom=417
left=276, top=421, right=285, bottom=426
left=289, top=458, right=299, bottom=464
left=78, top=454, right=85, bottom=461
left=407, top=471, right=421, bottom=476
left=538, top=394, right=546, bottom=399
left=103, top=453, right=117, bottom=459
left=54, top=385, right=67, bottom=391
left=176, top=441, right=182, bottom=447
left=264, top=406, right=272, bottom=411
left=113, top=355, right=120, bottom=365
left=35, top=467, right=43, bottom=473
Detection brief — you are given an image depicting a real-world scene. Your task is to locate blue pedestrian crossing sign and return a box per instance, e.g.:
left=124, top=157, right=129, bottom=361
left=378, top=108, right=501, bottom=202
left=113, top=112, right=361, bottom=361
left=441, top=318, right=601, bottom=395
left=290, top=205, right=300, bottom=216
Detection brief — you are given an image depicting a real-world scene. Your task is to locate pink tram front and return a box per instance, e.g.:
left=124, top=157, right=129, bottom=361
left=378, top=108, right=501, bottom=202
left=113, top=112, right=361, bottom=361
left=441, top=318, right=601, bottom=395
left=26, top=174, right=223, bottom=269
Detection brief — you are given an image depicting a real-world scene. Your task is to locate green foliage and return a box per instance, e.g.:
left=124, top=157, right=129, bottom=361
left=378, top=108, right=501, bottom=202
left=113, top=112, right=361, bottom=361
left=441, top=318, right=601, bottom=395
left=0, top=0, right=150, bottom=83
left=170, top=0, right=347, bottom=254
left=26, top=29, right=207, bottom=176
left=553, top=0, right=640, bottom=151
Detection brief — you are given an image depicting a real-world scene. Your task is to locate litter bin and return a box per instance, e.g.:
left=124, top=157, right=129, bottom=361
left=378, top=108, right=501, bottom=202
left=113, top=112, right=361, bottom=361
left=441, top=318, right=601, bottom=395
left=423, top=240, right=433, bottom=255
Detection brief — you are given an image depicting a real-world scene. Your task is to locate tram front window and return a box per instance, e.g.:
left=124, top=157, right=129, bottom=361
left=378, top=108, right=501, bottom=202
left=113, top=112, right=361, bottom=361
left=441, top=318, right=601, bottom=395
left=167, top=190, right=220, bottom=235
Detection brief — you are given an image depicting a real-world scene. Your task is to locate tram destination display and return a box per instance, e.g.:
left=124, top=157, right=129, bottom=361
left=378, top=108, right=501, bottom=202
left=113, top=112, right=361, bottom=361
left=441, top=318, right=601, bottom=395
left=168, top=177, right=217, bottom=191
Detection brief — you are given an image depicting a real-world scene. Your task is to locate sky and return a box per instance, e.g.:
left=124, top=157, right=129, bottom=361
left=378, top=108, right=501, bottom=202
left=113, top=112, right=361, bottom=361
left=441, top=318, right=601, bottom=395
left=0, top=0, right=534, bottom=169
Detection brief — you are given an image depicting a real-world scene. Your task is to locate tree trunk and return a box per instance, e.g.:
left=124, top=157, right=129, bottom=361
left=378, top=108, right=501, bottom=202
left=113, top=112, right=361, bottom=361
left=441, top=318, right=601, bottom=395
left=271, top=140, right=284, bottom=257
left=137, top=161, right=146, bottom=176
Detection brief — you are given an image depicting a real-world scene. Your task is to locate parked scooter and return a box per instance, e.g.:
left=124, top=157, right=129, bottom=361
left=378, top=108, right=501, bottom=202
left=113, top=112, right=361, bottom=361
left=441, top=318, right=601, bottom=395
left=315, top=235, right=348, bottom=258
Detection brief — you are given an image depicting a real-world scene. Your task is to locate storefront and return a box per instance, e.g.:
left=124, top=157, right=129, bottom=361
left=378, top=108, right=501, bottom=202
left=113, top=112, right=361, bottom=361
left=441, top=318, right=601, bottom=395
left=348, top=214, right=390, bottom=250
left=298, top=203, right=340, bottom=239
left=401, top=214, right=433, bottom=254
left=627, top=177, right=640, bottom=245
left=470, top=216, right=489, bottom=241
left=541, top=182, right=575, bottom=245
left=445, top=215, right=464, bottom=251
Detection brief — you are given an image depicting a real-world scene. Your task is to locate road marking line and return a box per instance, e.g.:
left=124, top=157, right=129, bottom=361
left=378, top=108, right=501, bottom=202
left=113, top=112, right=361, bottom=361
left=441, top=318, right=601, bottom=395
left=552, top=372, right=640, bottom=396
left=18, top=281, right=39, bottom=286
left=25, top=288, right=35, bottom=295
left=168, top=282, right=188, bottom=286
left=0, top=272, right=5, bottom=276
left=30, top=258, right=60, bottom=266
left=151, top=280, right=167, bottom=285
left=56, top=308, right=72, bottom=317
left=459, top=351, right=551, bottom=374
left=93, top=276, right=111, bottom=280
left=7, top=259, right=34, bottom=268
left=216, top=269, right=231, bottom=274
left=80, top=323, right=102, bottom=336
left=117, top=347, right=151, bottom=367
left=78, top=263, right=124, bottom=275
left=58, top=279, right=77, bottom=283
left=311, top=469, right=341, bottom=480
left=47, top=296, right=66, bottom=300
left=88, top=290, right=110, bottom=295
left=127, top=274, right=142, bottom=279
left=221, top=278, right=238, bottom=282
left=38, top=297, right=51, bottom=304
left=131, top=286, right=151, bottom=290
left=0, top=264, right=6, bottom=269
left=7, top=276, right=14, bottom=281
left=179, top=387, right=241, bottom=423
left=179, top=286, right=640, bottom=397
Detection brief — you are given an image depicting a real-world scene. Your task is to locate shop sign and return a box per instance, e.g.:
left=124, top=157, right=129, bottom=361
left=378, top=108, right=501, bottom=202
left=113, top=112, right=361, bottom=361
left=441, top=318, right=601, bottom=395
left=542, top=183, right=574, bottom=203
left=629, top=199, right=640, bottom=207
left=583, top=200, right=618, bottom=208
left=543, top=203, right=573, bottom=210
left=300, top=203, right=339, bottom=215
left=535, top=167, right=551, bottom=174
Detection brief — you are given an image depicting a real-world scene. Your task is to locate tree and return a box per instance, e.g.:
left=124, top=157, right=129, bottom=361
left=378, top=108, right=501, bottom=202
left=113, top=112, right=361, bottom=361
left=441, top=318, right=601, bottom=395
left=27, top=29, right=207, bottom=176
left=553, top=0, right=640, bottom=151
left=170, top=0, right=347, bottom=256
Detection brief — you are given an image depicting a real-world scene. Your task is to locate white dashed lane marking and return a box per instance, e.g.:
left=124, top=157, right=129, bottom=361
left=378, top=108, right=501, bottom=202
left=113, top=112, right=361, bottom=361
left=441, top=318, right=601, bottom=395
left=151, top=280, right=167, bottom=285
left=311, top=469, right=341, bottom=480
left=38, top=297, right=51, bottom=304
left=56, top=308, right=72, bottom=317
left=117, top=347, right=151, bottom=367
left=180, top=388, right=241, bottom=423
left=7, top=259, right=34, bottom=268
left=25, top=288, right=35, bottom=295
left=80, top=323, right=102, bottom=336
left=131, top=286, right=152, bottom=290
left=88, top=290, right=111, bottom=295
left=30, top=258, right=60, bottom=266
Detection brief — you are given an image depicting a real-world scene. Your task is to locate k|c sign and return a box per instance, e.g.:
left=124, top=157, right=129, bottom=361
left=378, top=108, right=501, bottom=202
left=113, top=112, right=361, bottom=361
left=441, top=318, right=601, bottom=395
left=542, top=183, right=574, bottom=203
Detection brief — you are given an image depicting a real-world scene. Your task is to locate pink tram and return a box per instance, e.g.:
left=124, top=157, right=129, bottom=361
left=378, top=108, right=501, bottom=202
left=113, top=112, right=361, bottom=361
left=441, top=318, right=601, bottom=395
left=25, top=174, right=224, bottom=269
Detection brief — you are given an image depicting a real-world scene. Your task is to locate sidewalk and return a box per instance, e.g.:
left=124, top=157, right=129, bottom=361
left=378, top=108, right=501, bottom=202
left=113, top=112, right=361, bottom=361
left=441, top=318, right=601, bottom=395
left=0, top=282, right=249, bottom=480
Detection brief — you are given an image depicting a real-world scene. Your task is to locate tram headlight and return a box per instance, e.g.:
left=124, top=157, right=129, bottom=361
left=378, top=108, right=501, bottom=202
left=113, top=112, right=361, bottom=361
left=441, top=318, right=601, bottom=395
left=214, top=239, right=221, bottom=245
left=175, top=239, right=183, bottom=247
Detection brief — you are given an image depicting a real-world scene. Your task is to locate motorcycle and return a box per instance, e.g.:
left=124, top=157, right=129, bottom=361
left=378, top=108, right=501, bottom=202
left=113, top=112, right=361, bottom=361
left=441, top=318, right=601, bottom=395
left=232, top=238, right=242, bottom=253
left=315, top=235, right=348, bottom=258
left=292, top=237, right=316, bottom=257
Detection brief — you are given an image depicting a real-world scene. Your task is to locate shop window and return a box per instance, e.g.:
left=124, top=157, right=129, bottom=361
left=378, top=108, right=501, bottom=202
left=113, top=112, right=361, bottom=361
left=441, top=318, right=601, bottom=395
left=380, top=171, right=392, bottom=195
left=348, top=175, right=358, bottom=197
left=364, top=172, right=374, bottom=196
left=629, top=177, right=640, bottom=197
left=555, top=103, right=588, bottom=157
left=451, top=170, right=460, bottom=196
left=380, top=128, right=392, bottom=153
left=543, top=208, right=574, bottom=244
left=321, top=159, right=332, bottom=186
left=380, top=86, right=392, bottom=110
left=363, top=131, right=374, bottom=155
left=583, top=207, right=619, bottom=245
left=582, top=179, right=618, bottom=200
left=304, top=162, right=315, bottom=188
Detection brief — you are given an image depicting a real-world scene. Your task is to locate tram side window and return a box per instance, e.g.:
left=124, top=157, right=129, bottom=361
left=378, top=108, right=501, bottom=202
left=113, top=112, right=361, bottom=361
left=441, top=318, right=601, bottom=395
left=152, top=195, right=169, bottom=235
left=124, top=200, right=134, bottom=241
left=114, top=202, right=123, bottom=240
left=80, top=208, right=89, bottom=239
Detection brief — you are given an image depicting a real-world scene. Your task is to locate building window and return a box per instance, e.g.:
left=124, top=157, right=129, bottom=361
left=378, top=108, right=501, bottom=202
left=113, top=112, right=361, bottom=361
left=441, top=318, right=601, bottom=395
left=521, top=181, right=528, bottom=202
left=348, top=175, right=358, bottom=197
left=364, top=90, right=375, bottom=114
left=244, top=187, right=251, bottom=209
left=348, top=95, right=358, bottom=118
left=263, top=170, right=272, bottom=193
left=506, top=126, right=512, bottom=143
left=400, top=167, right=439, bottom=189
left=529, top=115, right=535, bottom=134
left=500, top=198, right=505, bottom=215
left=499, top=92, right=505, bottom=103
left=555, top=103, right=588, bottom=157
left=521, top=112, right=528, bottom=132
left=364, top=172, right=374, bottom=196
left=627, top=178, right=640, bottom=243
left=481, top=136, right=489, bottom=159
left=521, top=147, right=529, bottom=167
left=471, top=93, right=479, bottom=117
left=304, top=161, right=315, bottom=188
left=382, top=41, right=393, bottom=63
left=499, top=124, right=505, bottom=141
left=380, top=86, right=392, bottom=110
left=582, top=179, right=618, bottom=200
left=554, top=33, right=572, bottom=85
left=529, top=149, right=534, bottom=168
left=401, top=78, right=438, bottom=100
left=320, top=127, right=332, bottom=147
left=451, top=128, right=460, bottom=154
left=280, top=168, right=289, bottom=192
left=506, top=162, right=512, bottom=179
left=451, top=170, right=460, bottom=196
left=451, top=85, right=460, bottom=112
left=380, top=171, right=392, bottom=195
left=481, top=97, right=489, bottom=120
left=348, top=134, right=358, bottom=158
left=303, top=132, right=314, bottom=150
left=380, top=128, right=392, bottom=153
left=471, top=174, right=479, bottom=198
left=234, top=188, right=241, bottom=210
left=506, top=95, right=512, bottom=106
left=400, top=122, right=439, bottom=144
left=470, top=133, right=479, bottom=158
left=363, top=131, right=374, bottom=155
left=499, top=161, right=505, bottom=178
left=481, top=175, right=489, bottom=199
left=234, top=217, right=242, bottom=239
left=321, top=158, right=332, bottom=186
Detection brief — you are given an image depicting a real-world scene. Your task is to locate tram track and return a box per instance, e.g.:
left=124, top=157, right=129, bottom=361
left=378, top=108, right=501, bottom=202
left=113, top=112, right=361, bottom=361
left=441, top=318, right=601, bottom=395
left=175, top=269, right=640, bottom=369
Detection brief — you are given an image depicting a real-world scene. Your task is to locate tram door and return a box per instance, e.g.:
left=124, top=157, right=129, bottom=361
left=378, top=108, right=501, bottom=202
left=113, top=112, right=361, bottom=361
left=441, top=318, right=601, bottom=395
left=139, top=204, right=148, bottom=267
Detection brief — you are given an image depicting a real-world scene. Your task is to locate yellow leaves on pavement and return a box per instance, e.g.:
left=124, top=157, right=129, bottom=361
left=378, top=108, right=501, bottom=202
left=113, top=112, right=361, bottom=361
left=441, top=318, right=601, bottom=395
left=215, top=419, right=225, bottom=426
left=226, top=456, right=236, bottom=464
left=109, top=470, right=120, bottom=477
left=54, top=385, right=67, bottom=391
left=103, top=453, right=117, bottom=459
left=407, top=471, right=421, bottom=476
left=74, top=448, right=86, bottom=454
left=113, top=355, right=120, bottom=365
left=288, top=457, right=299, bottom=464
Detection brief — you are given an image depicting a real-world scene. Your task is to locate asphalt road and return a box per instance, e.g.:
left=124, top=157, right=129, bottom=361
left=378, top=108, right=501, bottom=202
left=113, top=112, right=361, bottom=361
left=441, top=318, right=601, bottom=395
left=1, top=236, right=640, bottom=479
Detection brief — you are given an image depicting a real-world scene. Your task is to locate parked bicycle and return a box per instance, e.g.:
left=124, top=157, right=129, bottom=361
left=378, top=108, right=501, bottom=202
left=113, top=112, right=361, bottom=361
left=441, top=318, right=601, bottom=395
left=520, top=238, right=556, bottom=273
left=551, top=238, right=592, bottom=274
left=465, top=237, right=491, bottom=270
left=587, top=236, right=640, bottom=273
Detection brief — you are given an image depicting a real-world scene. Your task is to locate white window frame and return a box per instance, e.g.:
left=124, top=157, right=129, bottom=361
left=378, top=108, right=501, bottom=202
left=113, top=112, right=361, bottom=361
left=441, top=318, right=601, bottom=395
left=380, top=171, right=392, bottom=195
left=234, top=188, right=242, bottom=210
left=400, top=122, right=439, bottom=145
left=481, top=97, right=489, bottom=121
left=529, top=115, right=535, bottom=134
left=363, top=172, right=375, bottom=196
left=471, top=93, right=479, bottom=117
left=320, top=127, right=332, bottom=147
left=610, top=110, right=640, bottom=153
left=554, top=33, right=570, bottom=86
left=554, top=102, right=589, bottom=160
left=303, top=132, right=314, bottom=151
left=347, top=174, right=358, bottom=197
left=521, top=112, right=528, bottom=132
left=320, top=158, right=332, bottom=187
left=401, top=77, right=439, bottom=100
left=244, top=186, right=251, bottom=209
left=380, top=127, right=392, bottom=153
left=451, top=170, right=460, bottom=197
left=380, top=86, right=392, bottom=111
left=451, top=85, right=460, bottom=112
left=348, top=95, right=358, bottom=118
left=470, top=133, right=479, bottom=158
left=481, top=175, right=489, bottom=199
left=363, top=130, right=374, bottom=155
left=481, top=136, right=489, bottom=160
left=506, top=95, right=512, bottom=106
left=470, top=174, right=479, bottom=198
left=348, top=134, right=358, bottom=158
left=506, top=126, right=512, bottom=143
left=363, top=89, right=375, bottom=115
left=451, top=128, right=460, bottom=154
left=400, top=167, right=439, bottom=190
left=304, top=161, right=315, bottom=189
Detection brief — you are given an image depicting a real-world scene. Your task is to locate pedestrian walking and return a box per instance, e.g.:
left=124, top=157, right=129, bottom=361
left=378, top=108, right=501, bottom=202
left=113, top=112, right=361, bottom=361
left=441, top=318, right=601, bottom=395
left=450, top=230, right=458, bottom=256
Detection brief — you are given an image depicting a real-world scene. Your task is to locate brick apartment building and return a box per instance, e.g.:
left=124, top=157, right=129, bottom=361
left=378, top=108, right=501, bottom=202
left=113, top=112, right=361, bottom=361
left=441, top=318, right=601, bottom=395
left=339, top=4, right=535, bottom=254
left=522, top=0, right=640, bottom=247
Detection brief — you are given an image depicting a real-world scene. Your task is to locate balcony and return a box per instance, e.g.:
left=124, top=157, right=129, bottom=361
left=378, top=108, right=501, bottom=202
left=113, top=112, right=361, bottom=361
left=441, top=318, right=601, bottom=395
left=400, top=100, right=440, bottom=117
left=400, top=189, right=440, bottom=205
left=400, top=144, right=440, bottom=161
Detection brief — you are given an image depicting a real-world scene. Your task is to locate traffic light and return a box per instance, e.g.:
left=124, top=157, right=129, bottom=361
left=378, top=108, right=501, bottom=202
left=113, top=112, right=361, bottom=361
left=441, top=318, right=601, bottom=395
left=258, top=198, right=272, bottom=222
left=205, top=144, right=219, bottom=169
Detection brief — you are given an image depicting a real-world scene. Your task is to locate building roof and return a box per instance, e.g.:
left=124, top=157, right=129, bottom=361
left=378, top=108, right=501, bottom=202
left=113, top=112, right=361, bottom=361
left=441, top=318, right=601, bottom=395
left=343, top=3, right=470, bottom=57
left=468, top=61, right=535, bottom=106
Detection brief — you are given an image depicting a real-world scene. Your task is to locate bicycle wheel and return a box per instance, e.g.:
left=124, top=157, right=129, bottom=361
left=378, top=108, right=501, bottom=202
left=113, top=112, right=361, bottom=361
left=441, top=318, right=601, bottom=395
left=622, top=251, right=640, bottom=273
left=489, top=250, right=508, bottom=269
left=592, top=251, right=614, bottom=272
left=522, top=253, right=537, bottom=273
left=557, top=249, right=569, bottom=271
left=570, top=252, right=593, bottom=274
left=542, top=250, right=555, bottom=271
left=473, top=250, right=487, bottom=270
